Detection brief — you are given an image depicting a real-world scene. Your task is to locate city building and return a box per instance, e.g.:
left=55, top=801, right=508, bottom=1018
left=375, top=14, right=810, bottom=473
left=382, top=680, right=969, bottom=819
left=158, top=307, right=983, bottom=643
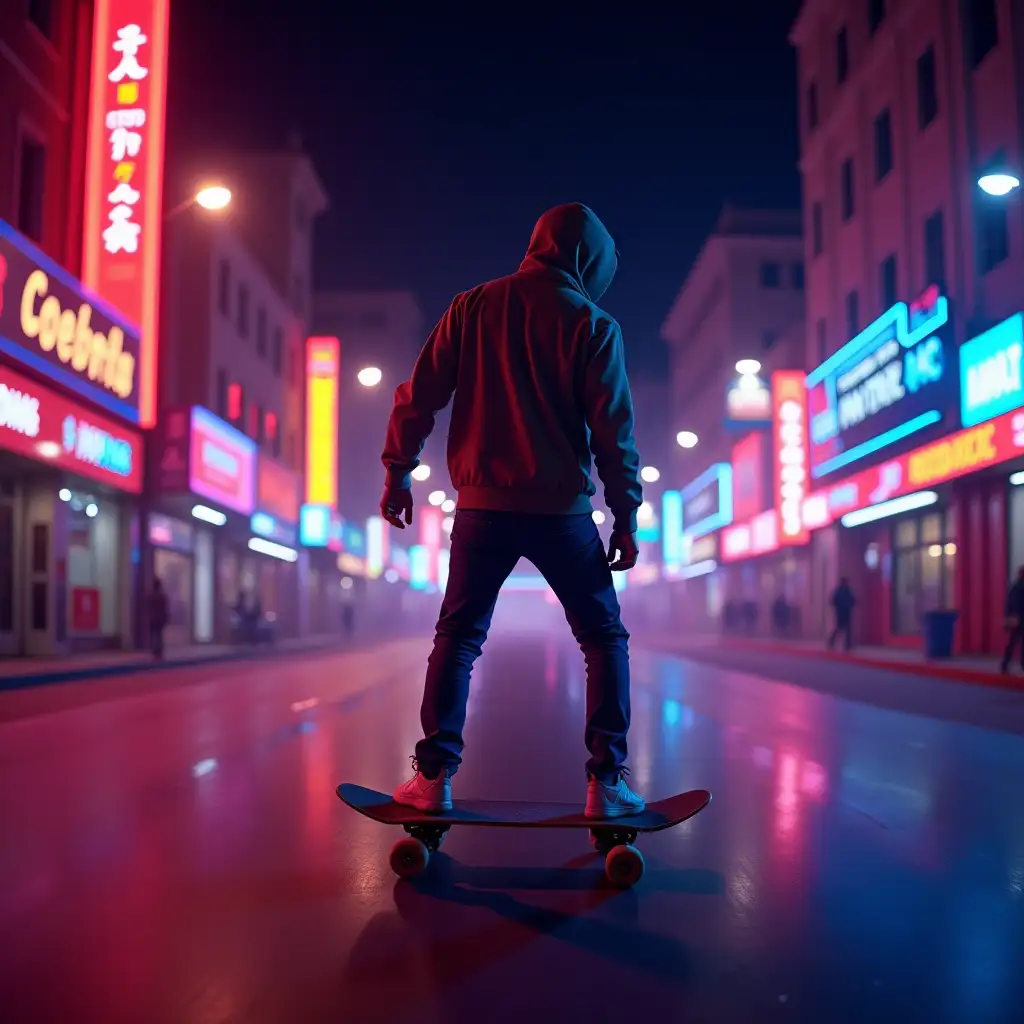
left=312, top=290, right=424, bottom=524
left=146, top=151, right=328, bottom=646
left=791, top=0, right=1024, bottom=653
left=0, top=0, right=165, bottom=656
left=661, top=207, right=806, bottom=631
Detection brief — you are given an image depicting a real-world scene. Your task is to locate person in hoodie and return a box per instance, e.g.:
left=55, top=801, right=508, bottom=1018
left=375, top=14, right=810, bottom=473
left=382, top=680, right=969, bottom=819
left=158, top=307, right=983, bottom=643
left=380, top=203, right=644, bottom=819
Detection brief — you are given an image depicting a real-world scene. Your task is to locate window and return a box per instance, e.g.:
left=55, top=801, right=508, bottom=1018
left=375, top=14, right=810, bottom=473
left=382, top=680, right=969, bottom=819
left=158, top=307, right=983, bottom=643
left=271, top=328, right=283, bottom=376
left=845, top=289, right=860, bottom=337
left=924, top=210, right=946, bottom=288
left=759, top=262, right=781, bottom=288
left=217, top=261, right=230, bottom=317
left=836, top=27, right=849, bottom=84
left=807, top=81, right=819, bottom=131
left=16, top=136, right=46, bottom=243
left=816, top=317, right=828, bottom=364
left=874, top=109, right=893, bottom=181
left=812, top=202, right=824, bottom=255
left=841, top=159, right=855, bottom=221
left=792, top=262, right=805, bottom=289
left=237, top=284, right=250, bottom=338
left=967, top=0, right=998, bottom=68
left=977, top=196, right=1009, bottom=274
left=256, top=307, right=267, bottom=357
left=893, top=510, right=956, bottom=635
left=27, top=0, right=54, bottom=38
left=880, top=254, right=897, bottom=309
left=868, top=0, right=885, bottom=35
left=917, top=46, right=938, bottom=128
left=215, top=368, right=228, bottom=419
left=762, top=329, right=778, bottom=350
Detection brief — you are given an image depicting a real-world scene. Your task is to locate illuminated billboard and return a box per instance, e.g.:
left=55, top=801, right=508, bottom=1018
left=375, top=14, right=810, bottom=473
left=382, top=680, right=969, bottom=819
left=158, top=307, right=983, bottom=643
left=959, top=313, right=1024, bottom=428
left=680, top=463, right=732, bottom=539
left=772, top=371, right=809, bottom=546
left=731, top=431, right=767, bottom=522
left=721, top=510, right=778, bottom=563
left=805, top=286, right=954, bottom=481
left=305, top=336, right=339, bottom=507
left=82, top=0, right=170, bottom=429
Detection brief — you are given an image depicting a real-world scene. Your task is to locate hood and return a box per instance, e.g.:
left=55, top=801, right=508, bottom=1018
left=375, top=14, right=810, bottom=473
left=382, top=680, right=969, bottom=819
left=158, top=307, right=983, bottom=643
left=519, top=203, right=618, bottom=303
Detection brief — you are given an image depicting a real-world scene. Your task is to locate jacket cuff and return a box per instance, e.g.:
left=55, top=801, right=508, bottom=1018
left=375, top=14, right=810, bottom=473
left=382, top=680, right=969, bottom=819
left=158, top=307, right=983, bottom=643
left=612, top=509, right=638, bottom=534
left=385, top=469, right=412, bottom=491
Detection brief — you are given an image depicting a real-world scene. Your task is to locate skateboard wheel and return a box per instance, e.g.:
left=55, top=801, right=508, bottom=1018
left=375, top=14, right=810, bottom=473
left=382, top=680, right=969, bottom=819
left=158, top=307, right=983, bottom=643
left=390, top=837, right=430, bottom=879
left=605, top=844, right=644, bottom=888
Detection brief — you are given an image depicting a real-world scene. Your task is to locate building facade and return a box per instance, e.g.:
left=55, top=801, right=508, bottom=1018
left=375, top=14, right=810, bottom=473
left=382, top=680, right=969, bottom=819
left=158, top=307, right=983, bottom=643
left=792, top=0, right=1024, bottom=653
left=0, top=0, right=167, bottom=657
left=661, top=207, right=807, bottom=631
left=145, top=153, right=330, bottom=647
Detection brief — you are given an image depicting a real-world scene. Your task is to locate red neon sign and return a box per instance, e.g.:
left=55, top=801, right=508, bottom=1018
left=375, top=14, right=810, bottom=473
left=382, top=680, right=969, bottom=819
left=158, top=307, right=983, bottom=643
left=772, top=371, right=809, bottom=546
left=721, top=509, right=779, bottom=563
left=82, top=0, right=170, bottom=429
left=801, top=406, right=1024, bottom=528
left=731, top=431, right=766, bottom=522
left=0, top=362, right=143, bottom=493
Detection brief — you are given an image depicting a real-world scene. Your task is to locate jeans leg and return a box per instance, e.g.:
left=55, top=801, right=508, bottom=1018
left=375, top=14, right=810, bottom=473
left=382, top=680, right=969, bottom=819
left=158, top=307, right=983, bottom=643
left=526, top=515, right=630, bottom=782
left=415, top=511, right=519, bottom=776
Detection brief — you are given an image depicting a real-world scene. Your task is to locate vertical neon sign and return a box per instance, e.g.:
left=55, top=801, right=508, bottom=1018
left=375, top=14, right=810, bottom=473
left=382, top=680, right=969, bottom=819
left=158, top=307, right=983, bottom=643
left=366, top=515, right=388, bottom=579
left=305, top=337, right=339, bottom=508
left=419, top=506, right=442, bottom=585
left=82, top=0, right=170, bottom=429
left=772, top=371, right=809, bottom=546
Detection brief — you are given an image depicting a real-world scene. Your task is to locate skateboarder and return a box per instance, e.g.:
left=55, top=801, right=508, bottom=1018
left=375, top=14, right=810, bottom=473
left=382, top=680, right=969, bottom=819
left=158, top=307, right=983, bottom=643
left=380, top=203, right=644, bottom=819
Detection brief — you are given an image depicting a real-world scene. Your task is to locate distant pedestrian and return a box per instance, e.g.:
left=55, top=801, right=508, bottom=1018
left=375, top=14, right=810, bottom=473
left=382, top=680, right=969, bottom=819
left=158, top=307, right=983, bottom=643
left=1000, top=566, right=1024, bottom=673
left=148, top=578, right=169, bottom=659
left=828, top=577, right=855, bottom=651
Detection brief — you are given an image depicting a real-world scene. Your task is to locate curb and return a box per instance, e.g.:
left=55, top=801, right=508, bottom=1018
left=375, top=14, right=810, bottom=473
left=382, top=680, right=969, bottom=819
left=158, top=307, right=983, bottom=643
left=640, top=635, right=1024, bottom=691
left=0, top=638, right=353, bottom=692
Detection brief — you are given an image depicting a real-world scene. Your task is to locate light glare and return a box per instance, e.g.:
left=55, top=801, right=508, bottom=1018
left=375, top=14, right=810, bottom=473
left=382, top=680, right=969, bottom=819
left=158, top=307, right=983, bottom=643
left=411, top=465, right=431, bottom=482
left=195, top=185, right=231, bottom=210
left=357, top=366, right=383, bottom=387
left=735, top=359, right=761, bottom=376
left=428, top=490, right=446, bottom=506
left=640, top=465, right=660, bottom=483
left=978, top=173, right=1020, bottom=197
left=592, top=510, right=606, bottom=525
left=676, top=430, right=699, bottom=449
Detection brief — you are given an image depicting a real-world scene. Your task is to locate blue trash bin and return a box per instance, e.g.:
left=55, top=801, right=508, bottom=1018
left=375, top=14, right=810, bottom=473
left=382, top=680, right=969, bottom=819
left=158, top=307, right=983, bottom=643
left=922, top=609, right=959, bottom=659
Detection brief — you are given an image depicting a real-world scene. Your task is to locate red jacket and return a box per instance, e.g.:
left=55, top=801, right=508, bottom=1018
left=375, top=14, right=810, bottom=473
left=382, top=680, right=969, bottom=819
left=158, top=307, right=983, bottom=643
left=382, top=203, right=643, bottom=532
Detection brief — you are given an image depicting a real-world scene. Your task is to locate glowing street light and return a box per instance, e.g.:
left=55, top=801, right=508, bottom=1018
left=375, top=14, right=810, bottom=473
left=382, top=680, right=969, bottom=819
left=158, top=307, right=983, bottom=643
left=411, top=465, right=431, bottom=482
left=676, top=430, right=698, bottom=449
left=428, top=490, right=446, bottom=506
left=735, top=359, right=761, bottom=376
left=640, top=465, right=660, bottom=483
left=195, top=185, right=232, bottom=211
left=592, top=510, right=606, bottom=525
left=441, top=498, right=456, bottom=513
left=357, top=366, right=383, bottom=387
left=978, top=172, right=1021, bottom=197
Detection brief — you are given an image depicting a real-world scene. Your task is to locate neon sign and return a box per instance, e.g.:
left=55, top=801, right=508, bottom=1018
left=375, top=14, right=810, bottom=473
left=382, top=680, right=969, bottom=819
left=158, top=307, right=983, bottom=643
left=772, top=371, right=809, bottom=545
left=187, top=407, right=256, bottom=515
left=731, top=431, right=766, bottom=522
left=806, top=286, right=950, bottom=479
left=681, top=463, right=733, bottom=539
left=82, top=0, right=169, bottom=429
left=960, top=313, right=1024, bottom=428
left=305, top=336, right=339, bottom=508
left=721, top=509, right=778, bottom=563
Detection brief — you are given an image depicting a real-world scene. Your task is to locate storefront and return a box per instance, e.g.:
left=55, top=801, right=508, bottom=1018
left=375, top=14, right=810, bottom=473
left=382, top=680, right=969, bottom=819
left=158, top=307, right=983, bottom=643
left=0, top=220, right=145, bottom=656
left=147, top=404, right=302, bottom=645
left=798, top=297, right=1024, bottom=654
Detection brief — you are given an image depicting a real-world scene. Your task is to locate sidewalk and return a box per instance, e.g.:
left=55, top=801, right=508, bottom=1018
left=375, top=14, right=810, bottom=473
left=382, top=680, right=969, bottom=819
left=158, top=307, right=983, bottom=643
left=637, top=631, right=1024, bottom=690
left=0, top=634, right=346, bottom=690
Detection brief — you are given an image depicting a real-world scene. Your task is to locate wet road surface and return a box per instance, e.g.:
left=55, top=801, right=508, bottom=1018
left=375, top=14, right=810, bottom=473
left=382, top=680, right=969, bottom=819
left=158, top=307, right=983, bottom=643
left=1, top=631, right=1023, bottom=1022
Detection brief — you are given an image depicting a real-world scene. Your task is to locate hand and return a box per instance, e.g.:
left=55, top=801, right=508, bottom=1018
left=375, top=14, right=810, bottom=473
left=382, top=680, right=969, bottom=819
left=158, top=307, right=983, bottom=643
left=607, top=529, right=638, bottom=571
left=380, top=485, right=413, bottom=529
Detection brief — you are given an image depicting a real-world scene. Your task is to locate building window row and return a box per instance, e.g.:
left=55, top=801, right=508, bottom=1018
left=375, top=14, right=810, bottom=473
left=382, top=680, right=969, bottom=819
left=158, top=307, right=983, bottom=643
left=216, top=259, right=288, bottom=378
left=759, top=261, right=804, bottom=290
left=215, top=369, right=283, bottom=458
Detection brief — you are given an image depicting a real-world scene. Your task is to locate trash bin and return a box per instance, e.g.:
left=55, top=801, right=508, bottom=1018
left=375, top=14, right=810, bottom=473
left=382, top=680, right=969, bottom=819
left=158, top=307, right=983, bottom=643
left=922, top=609, right=959, bottom=659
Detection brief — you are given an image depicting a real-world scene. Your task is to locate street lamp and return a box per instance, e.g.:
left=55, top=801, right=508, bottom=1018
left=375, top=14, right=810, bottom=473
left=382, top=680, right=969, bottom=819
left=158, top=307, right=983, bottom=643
left=411, top=465, right=431, bottom=482
left=735, top=358, right=761, bottom=376
left=195, top=185, right=232, bottom=210
left=357, top=366, right=383, bottom=387
left=978, top=172, right=1021, bottom=197
left=676, top=430, right=698, bottom=449
left=428, top=490, right=446, bottom=506
left=640, top=465, right=660, bottom=483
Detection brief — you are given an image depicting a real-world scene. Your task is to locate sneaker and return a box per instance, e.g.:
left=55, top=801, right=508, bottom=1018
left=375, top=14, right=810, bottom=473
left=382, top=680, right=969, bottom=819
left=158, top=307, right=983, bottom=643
left=585, top=770, right=646, bottom=819
left=393, top=762, right=452, bottom=814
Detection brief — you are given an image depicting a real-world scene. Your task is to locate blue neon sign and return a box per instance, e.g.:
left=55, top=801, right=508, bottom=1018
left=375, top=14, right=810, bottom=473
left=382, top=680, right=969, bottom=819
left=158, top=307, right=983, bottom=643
left=959, top=313, right=1024, bottom=428
left=806, top=287, right=953, bottom=479
left=680, top=463, right=733, bottom=539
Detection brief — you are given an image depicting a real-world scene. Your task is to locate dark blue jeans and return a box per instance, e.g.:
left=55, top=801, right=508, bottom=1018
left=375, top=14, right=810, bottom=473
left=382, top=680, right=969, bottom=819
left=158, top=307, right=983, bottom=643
left=415, top=510, right=631, bottom=782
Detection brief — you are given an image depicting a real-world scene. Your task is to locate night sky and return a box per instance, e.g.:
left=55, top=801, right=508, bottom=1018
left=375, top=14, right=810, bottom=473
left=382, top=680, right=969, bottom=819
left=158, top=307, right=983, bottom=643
left=167, top=4, right=802, bottom=378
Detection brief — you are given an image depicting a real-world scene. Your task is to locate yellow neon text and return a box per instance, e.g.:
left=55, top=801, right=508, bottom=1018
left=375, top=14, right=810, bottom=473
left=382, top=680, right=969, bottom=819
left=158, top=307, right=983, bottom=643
left=908, top=422, right=997, bottom=486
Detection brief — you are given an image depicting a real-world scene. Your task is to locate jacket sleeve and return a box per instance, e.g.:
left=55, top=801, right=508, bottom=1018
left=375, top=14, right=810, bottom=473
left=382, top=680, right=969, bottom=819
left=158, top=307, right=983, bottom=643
left=583, top=320, right=643, bottom=533
left=381, top=301, right=460, bottom=489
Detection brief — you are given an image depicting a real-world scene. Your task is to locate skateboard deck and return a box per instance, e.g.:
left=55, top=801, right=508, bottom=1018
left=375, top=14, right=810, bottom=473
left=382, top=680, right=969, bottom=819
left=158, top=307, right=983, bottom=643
left=337, top=783, right=711, bottom=887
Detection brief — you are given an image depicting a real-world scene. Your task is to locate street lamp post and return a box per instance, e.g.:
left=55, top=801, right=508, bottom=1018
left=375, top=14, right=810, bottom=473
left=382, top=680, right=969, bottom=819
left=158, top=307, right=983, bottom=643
left=165, top=183, right=233, bottom=221
left=978, top=172, right=1021, bottom=197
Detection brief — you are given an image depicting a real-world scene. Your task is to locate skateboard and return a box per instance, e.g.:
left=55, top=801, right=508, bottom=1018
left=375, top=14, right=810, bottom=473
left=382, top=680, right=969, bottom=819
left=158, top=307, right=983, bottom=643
left=337, top=783, right=712, bottom=888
